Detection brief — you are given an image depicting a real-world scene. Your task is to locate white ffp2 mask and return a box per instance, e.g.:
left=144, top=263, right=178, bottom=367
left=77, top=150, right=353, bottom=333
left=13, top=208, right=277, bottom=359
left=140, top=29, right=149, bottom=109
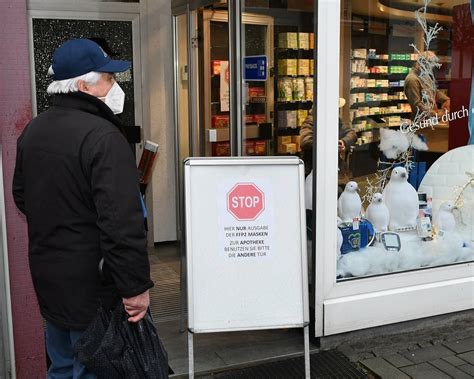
left=100, top=81, right=125, bottom=114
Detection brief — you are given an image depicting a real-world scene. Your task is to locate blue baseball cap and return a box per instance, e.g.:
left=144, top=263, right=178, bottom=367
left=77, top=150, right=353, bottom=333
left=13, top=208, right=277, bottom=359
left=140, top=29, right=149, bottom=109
left=52, top=38, right=130, bottom=80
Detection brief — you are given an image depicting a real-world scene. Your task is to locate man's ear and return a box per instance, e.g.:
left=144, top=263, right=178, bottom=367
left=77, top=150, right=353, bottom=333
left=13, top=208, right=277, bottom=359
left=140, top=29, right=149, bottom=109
left=77, top=80, right=88, bottom=93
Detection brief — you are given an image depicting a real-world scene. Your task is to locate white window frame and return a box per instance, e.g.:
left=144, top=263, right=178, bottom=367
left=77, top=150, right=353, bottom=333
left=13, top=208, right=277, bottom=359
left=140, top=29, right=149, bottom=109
left=315, top=0, right=474, bottom=337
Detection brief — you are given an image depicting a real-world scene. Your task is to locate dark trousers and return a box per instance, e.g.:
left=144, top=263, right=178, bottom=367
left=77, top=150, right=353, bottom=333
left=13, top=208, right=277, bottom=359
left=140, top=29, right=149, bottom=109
left=45, top=321, right=96, bottom=379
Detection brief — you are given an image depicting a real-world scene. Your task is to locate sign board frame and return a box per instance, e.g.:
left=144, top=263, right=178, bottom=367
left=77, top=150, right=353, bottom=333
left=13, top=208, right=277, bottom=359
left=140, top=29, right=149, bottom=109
left=184, top=157, right=310, bottom=378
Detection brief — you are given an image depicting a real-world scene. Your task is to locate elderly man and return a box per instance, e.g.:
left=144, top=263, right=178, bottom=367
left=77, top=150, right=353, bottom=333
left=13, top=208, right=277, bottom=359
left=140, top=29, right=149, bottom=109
left=13, top=39, right=153, bottom=378
left=404, top=50, right=450, bottom=121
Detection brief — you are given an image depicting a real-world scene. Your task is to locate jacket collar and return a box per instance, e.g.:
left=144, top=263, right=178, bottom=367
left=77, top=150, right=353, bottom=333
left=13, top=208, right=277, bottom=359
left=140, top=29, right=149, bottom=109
left=52, top=92, right=123, bottom=129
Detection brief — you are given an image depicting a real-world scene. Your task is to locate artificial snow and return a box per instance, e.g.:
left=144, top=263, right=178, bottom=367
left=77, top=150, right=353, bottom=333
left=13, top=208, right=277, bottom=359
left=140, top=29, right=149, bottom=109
left=337, top=230, right=474, bottom=278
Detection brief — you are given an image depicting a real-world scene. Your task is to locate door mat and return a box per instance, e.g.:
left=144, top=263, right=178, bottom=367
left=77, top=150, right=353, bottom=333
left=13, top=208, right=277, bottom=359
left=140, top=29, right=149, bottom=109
left=198, top=350, right=368, bottom=378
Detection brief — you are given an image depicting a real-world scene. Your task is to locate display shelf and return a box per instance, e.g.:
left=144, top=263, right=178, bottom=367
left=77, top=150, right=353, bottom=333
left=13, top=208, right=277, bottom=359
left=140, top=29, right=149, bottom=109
left=351, top=72, right=409, bottom=78
left=276, top=100, right=313, bottom=110
left=354, top=124, right=402, bottom=133
left=275, top=47, right=314, bottom=51
left=276, top=127, right=301, bottom=136
left=278, top=74, right=314, bottom=78
left=350, top=87, right=389, bottom=92
left=352, top=112, right=411, bottom=121
left=350, top=99, right=408, bottom=108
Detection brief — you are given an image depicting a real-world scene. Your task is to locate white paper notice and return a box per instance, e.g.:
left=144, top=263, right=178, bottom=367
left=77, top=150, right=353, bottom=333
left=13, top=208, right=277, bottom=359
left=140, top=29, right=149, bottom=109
left=218, top=180, right=274, bottom=259
left=220, top=61, right=230, bottom=112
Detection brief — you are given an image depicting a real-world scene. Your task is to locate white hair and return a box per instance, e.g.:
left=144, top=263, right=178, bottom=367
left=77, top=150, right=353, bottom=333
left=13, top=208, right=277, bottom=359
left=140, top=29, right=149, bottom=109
left=46, top=67, right=102, bottom=94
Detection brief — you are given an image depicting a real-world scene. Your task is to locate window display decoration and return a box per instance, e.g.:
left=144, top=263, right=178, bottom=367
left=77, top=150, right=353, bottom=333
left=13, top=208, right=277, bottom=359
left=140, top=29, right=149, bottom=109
left=338, top=181, right=362, bottom=222
left=366, top=193, right=389, bottom=232
left=362, top=0, right=441, bottom=204
left=338, top=147, right=474, bottom=279
left=453, top=171, right=474, bottom=214
left=382, top=167, right=419, bottom=231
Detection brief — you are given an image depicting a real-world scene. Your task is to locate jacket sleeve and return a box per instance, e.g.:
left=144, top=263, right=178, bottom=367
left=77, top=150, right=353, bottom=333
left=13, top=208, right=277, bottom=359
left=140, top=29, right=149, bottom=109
left=86, top=131, right=154, bottom=298
left=338, top=119, right=357, bottom=149
left=404, top=76, right=424, bottom=115
left=12, top=138, right=26, bottom=215
left=300, top=112, right=314, bottom=151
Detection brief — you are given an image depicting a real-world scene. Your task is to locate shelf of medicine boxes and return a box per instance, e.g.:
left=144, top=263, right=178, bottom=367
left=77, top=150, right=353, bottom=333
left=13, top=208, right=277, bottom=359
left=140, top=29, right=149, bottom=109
left=351, top=112, right=411, bottom=121
left=350, top=86, right=404, bottom=92
left=276, top=100, right=313, bottom=109
left=351, top=72, right=409, bottom=79
left=275, top=47, right=314, bottom=52
left=350, top=99, right=408, bottom=108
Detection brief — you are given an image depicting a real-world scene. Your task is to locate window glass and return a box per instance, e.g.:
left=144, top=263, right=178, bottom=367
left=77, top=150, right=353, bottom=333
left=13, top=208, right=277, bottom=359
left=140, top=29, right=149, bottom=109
left=336, top=0, right=474, bottom=280
left=241, top=1, right=315, bottom=157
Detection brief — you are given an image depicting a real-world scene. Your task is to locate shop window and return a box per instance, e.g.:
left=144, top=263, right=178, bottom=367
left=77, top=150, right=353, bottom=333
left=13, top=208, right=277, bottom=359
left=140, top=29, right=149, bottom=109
left=336, top=0, right=474, bottom=280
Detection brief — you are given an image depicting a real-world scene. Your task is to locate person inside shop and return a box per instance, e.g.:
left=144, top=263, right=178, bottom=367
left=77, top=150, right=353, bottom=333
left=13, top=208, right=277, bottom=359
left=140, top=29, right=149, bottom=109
left=404, top=50, right=450, bottom=121
left=300, top=98, right=357, bottom=193
left=12, top=38, right=153, bottom=379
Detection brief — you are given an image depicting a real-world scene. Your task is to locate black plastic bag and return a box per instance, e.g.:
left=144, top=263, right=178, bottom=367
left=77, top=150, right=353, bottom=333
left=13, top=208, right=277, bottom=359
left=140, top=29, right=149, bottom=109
left=75, top=303, right=169, bottom=379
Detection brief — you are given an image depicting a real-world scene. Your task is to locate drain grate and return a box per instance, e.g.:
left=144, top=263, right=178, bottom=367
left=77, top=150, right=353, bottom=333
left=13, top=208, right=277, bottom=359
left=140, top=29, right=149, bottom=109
left=198, top=351, right=368, bottom=379
left=149, top=256, right=185, bottom=323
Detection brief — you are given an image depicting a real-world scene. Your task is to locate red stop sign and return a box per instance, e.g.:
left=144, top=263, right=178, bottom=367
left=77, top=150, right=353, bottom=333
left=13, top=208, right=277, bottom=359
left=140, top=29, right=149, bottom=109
left=227, top=183, right=265, bottom=221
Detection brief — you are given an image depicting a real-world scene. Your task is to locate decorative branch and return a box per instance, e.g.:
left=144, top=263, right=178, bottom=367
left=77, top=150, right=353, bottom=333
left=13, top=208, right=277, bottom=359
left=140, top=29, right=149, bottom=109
left=363, top=0, right=442, bottom=203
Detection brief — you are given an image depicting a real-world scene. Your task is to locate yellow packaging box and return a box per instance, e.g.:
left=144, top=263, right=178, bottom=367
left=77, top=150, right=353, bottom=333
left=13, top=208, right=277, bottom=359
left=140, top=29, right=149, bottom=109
left=278, top=32, right=298, bottom=49
left=282, top=143, right=297, bottom=154
left=277, top=136, right=292, bottom=152
left=278, top=59, right=298, bottom=76
left=298, top=33, right=309, bottom=49
left=309, top=33, right=315, bottom=49
left=297, top=110, right=308, bottom=126
left=292, top=136, right=301, bottom=152
left=298, top=59, right=310, bottom=76
left=309, top=59, right=314, bottom=75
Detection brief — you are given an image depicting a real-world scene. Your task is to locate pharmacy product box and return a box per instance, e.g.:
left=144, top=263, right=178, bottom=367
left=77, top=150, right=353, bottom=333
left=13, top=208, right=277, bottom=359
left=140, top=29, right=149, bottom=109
left=278, top=110, right=297, bottom=128
left=298, top=59, right=310, bottom=76
left=212, top=115, right=230, bottom=128
left=278, top=59, right=298, bottom=76
left=278, top=32, right=298, bottom=49
left=298, top=33, right=309, bottom=49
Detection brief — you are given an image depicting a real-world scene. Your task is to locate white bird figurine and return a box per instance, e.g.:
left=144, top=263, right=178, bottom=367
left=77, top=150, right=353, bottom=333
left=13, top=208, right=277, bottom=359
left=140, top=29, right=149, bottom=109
left=337, top=217, right=343, bottom=259
left=383, top=167, right=419, bottom=231
left=366, top=193, right=390, bottom=232
left=435, top=201, right=457, bottom=232
left=338, top=181, right=362, bottom=222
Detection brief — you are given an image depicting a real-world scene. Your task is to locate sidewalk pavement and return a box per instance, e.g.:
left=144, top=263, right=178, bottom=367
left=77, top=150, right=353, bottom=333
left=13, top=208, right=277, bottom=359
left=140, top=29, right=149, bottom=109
left=338, top=315, right=474, bottom=378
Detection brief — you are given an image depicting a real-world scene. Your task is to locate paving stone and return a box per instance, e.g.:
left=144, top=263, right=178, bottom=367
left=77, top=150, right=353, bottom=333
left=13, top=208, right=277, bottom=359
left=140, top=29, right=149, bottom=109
left=430, top=359, right=473, bottom=379
left=402, top=344, right=455, bottom=364
left=458, top=364, right=474, bottom=376
left=360, top=357, right=410, bottom=379
left=383, top=354, right=414, bottom=368
left=400, top=363, right=452, bottom=379
left=443, top=337, right=474, bottom=354
left=443, top=355, right=469, bottom=367
left=407, top=344, right=421, bottom=351
left=418, top=341, right=434, bottom=348
left=458, top=351, right=474, bottom=365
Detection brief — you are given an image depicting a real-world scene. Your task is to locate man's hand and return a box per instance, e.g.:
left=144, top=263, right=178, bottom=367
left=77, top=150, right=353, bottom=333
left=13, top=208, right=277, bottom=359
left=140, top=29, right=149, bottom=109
left=338, top=140, right=346, bottom=152
left=441, top=99, right=450, bottom=112
left=123, top=290, right=150, bottom=323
